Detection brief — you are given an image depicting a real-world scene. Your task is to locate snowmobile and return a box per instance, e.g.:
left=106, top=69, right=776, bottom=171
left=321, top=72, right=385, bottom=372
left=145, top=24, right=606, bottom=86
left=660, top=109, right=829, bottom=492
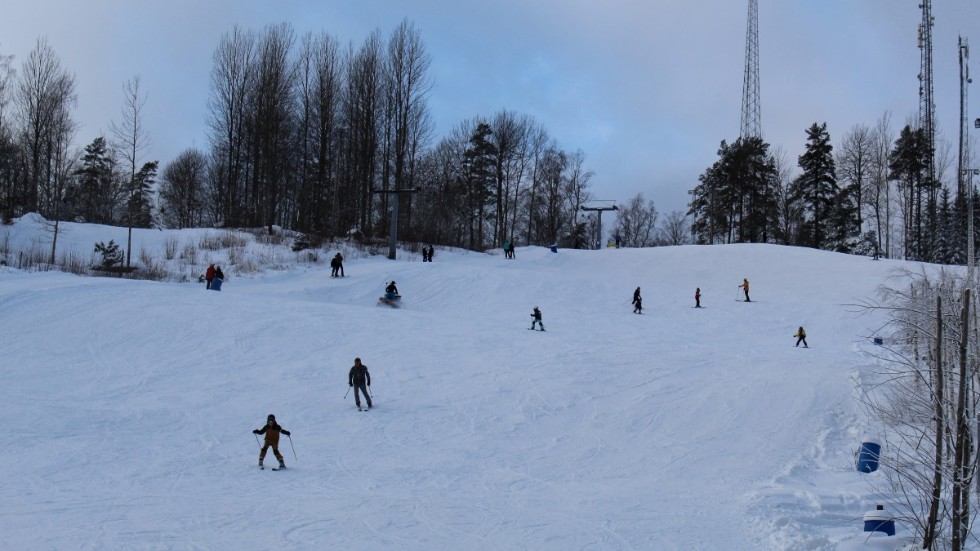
left=378, top=292, right=401, bottom=308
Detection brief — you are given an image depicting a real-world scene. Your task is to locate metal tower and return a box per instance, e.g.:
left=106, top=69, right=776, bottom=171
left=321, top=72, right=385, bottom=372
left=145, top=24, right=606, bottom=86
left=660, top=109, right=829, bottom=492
left=740, top=0, right=761, bottom=139
left=918, top=0, right=936, bottom=188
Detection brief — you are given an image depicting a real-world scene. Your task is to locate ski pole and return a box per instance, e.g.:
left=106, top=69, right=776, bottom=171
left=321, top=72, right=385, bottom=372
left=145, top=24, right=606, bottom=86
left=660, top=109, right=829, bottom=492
left=287, top=434, right=297, bottom=461
left=344, top=385, right=351, bottom=399
left=254, top=433, right=261, bottom=447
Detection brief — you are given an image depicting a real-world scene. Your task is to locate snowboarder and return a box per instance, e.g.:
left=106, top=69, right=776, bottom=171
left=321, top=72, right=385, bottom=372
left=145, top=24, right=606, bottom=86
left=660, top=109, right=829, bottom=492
left=632, top=287, right=642, bottom=314
left=695, top=287, right=702, bottom=308
left=530, top=307, right=545, bottom=331
left=252, top=414, right=290, bottom=469
left=205, top=263, right=216, bottom=289
left=794, top=326, right=808, bottom=348
left=348, top=357, right=372, bottom=410
left=331, top=253, right=344, bottom=277
left=739, top=278, right=750, bottom=302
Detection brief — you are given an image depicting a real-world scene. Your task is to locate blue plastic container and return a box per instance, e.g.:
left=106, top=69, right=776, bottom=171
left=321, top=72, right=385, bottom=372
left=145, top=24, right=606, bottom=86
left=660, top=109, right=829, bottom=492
left=873, top=337, right=883, bottom=345
left=863, top=510, right=895, bottom=536
left=210, top=278, right=223, bottom=291
left=550, top=244, right=558, bottom=253
left=857, top=441, right=881, bottom=473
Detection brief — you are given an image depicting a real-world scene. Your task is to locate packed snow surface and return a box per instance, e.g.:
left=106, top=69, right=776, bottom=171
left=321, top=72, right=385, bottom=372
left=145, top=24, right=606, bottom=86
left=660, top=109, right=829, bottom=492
left=0, top=218, right=924, bottom=549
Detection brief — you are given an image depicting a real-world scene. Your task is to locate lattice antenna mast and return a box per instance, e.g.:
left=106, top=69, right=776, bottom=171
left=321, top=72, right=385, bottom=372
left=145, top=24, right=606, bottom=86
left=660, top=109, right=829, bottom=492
left=740, top=0, right=761, bottom=139
left=918, top=0, right=936, bottom=190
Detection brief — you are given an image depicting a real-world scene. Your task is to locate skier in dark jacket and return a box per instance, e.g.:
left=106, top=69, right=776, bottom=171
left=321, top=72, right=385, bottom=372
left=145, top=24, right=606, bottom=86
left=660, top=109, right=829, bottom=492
left=214, top=266, right=225, bottom=281
left=695, top=287, right=702, bottom=308
left=632, top=287, right=642, bottom=313
left=530, top=307, right=545, bottom=331
left=252, top=414, right=290, bottom=469
left=348, top=357, right=372, bottom=409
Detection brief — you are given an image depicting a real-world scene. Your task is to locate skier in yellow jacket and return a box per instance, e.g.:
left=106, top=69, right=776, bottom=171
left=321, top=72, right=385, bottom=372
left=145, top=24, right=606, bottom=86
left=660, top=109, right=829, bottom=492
left=794, top=326, right=808, bottom=348
left=252, top=414, right=290, bottom=469
left=739, top=278, right=751, bottom=302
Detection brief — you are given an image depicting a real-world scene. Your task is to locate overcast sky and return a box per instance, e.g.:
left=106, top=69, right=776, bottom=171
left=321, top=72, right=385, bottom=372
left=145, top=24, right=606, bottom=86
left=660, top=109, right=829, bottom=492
left=1, top=0, right=978, bottom=216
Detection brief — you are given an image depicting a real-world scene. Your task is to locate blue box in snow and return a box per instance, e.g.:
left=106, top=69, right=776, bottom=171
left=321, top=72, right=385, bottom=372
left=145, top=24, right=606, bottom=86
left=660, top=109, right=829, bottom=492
left=210, top=278, right=223, bottom=291
left=873, top=337, right=883, bottom=345
left=863, top=509, right=895, bottom=536
left=857, top=441, right=881, bottom=473
left=550, top=245, right=558, bottom=253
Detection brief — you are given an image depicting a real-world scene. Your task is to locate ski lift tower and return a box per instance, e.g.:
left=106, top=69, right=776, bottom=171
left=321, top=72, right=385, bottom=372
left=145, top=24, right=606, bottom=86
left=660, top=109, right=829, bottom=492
left=580, top=202, right=618, bottom=249
left=372, top=188, right=418, bottom=260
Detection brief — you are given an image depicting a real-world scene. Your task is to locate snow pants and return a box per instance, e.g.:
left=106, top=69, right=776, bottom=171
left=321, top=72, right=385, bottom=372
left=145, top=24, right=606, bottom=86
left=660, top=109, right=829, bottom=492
left=260, top=445, right=284, bottom=462
left=354, top=383, right=372, bottom=408
left=795, top=336, right=808, bottom=347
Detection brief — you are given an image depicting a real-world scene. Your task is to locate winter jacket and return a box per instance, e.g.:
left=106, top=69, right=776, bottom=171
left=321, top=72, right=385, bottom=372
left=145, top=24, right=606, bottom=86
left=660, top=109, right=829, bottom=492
left=532, top=308, right=542, bottom=320
left=206, top=265, right=216, bottom=281
left=349, top=363, right=371, bottom=386
left=254, top=422, right=290, bottom=447
left=633, top=288, right=641, bottom=304
left=331, top=255, right=343, bottom=268
left=795, top=328, right=806, bottom=338
left=740, top=280, right=749, bottom=292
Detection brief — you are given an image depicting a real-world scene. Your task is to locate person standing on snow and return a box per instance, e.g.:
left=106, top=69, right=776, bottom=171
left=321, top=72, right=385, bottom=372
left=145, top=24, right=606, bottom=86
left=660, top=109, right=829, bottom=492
left=348, top=357, right=372, bottom=409
left=739, top=278, right=750, bottom=302
left=794, top=326, right=808, bottom=348
left=632, top=287, right=642, bottom=314
left=530, top=307, right=545, bottom=331
left=252, top=414, right=290, bottom=469
left=695, top=287, right=702, bottom=308
left=331, top=253, right=344, bottom=277
left=205, top=263, right=216, bottom=289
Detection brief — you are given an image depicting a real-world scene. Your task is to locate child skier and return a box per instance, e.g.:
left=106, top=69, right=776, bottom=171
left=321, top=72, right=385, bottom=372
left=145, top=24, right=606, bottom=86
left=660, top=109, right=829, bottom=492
left=695, top=287, right=702, bottom=308
left=794, top=326, right=808, bottom=348
left=530, top=307, right=545, bottom=331
left=252, top=414, right=290, bottom=469
left=632, top=287, right=642, bottom=314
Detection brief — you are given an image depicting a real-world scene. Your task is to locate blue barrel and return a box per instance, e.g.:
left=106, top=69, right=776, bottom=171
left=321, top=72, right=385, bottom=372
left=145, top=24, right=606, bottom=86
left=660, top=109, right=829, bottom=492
left=210, top=278, right=223, bottom=291
left=863, top=510, right=895, bottom=536
left=857, top=441, right=881, bottom=473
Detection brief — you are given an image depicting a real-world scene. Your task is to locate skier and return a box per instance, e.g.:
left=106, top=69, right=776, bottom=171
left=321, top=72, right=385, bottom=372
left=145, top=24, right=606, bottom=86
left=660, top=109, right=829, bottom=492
left=331, top=253, right=344, bottom=277
left=348, top=357, right=372, bottom=410
left=632, top=287, right=642, bottom=314
left=530, top=307, right=545, bottom=331
left=695, top=287, right=702, bottom=308
left=427, top=245, right=434, bottom=262
left=252, top=414, right=290, bottom=469
left=794, top=326, right=808, bottom=348
left=739, top=278, right=750, bottom=302
left=205, top=263, right=216, bottom=289
left=421, top=247, right=429, bottom=262
left=214, top=265, right=225, bottom=281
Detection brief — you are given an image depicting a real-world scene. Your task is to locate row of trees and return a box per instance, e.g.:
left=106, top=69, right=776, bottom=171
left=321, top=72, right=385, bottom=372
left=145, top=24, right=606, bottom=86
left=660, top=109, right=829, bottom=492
left=0, top=22, right=600, bottom=254
left=688, top=114, right=975, bottom=263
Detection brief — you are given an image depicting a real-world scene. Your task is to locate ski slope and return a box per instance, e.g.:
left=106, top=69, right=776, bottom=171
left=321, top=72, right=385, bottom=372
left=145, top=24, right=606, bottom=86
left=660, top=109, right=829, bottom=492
left=0, top=218, right=924, bottom=550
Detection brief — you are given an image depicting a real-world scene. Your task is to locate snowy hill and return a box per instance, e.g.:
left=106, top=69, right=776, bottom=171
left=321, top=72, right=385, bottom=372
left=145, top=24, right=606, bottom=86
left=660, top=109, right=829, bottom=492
left=0, top=218, right=924, bottom=550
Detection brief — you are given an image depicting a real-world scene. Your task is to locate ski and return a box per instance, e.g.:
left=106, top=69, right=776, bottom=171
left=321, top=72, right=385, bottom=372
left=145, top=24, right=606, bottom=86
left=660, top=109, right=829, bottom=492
left=271, top=467, right=285, bottom=471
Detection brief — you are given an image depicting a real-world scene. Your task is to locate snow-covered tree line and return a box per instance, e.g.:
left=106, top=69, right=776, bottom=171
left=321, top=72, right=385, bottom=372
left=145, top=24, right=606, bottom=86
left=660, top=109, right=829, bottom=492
left=0, top=21, right=612, bottom=253
left=688, top=114, right=978, bottom=263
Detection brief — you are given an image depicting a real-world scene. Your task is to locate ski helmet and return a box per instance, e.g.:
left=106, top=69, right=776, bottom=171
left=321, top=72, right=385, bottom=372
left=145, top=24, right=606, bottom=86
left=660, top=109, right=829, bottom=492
left=267, top=414, right=275, bottom=421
